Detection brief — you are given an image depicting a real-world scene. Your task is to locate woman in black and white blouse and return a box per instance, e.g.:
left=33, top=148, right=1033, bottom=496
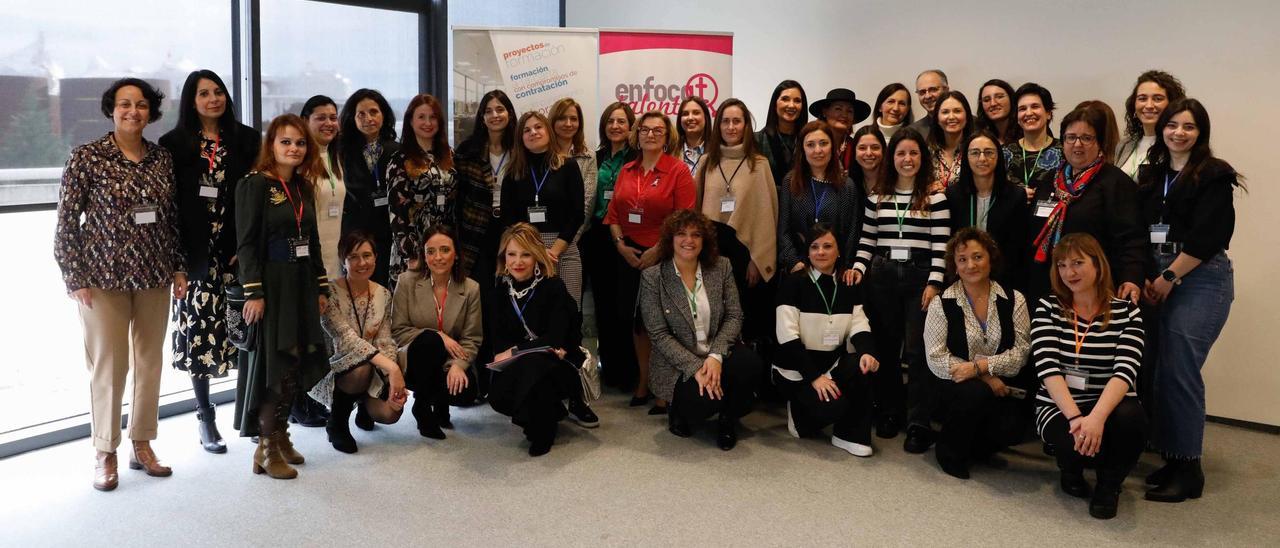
left=924, top=228, right=1031, bottom=479
left=775, top=223, right=879, bottom=456
left=1032, top=232, right=1147, bottom=520
left=387, top=94, right=456, bottom=288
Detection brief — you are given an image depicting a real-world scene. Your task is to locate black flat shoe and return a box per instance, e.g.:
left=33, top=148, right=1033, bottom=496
left=647, top=405, right=668, bottom=416
left=1089, top=486, right=1121, bottom=520
left=668, top=413, right=692, bottom=438
left=629, top=394, right=653, bottom=407
left=875, top=416, right=900, bottom=439
left=937, top=455, right=970, bottom=480
left=568, top=399, right=600, bottom=428
left=716, top=418, right=738, bottom=451
left=528, top=439, right=552, bottom=457
left=1060, top=471, right=1092, bottom=499
left=903, top=425, right=935, bottom=454
left=418, top=423, right=446, bottom=440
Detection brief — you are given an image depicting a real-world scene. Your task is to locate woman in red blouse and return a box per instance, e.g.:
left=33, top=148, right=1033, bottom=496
left=605, top=110, right=697, bottom=409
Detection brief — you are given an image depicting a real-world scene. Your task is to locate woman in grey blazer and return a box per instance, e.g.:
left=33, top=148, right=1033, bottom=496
left=640, top=210, right=762, bottom=450
left=391, top=225, right=482, bottom=439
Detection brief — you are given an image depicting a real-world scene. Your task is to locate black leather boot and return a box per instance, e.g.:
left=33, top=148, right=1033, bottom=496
left=1089, top=483, right=1122, bottom=519
left=1145, top=459, right=1204, bottom=503
left=1145, top=460, right=1176, bottom=486
left=413, top=396, right=445, bottom=440
left=434, top=403, right=454, bottom=430
left=196, top=404, right=226, bottom=454
left=289, top=393, right=327, bottom=427
left=716, top=415, right=738, bottom=451
left=354, top=398, right=375, bottom=431
left=326, top=391, right=358, bottom=454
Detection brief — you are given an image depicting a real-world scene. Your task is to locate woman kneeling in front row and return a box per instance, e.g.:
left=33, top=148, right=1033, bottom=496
left=774, top=223, right=880, bottom=456
left=314, top=230, right=408, bottom=454
left=641, top=210, right=761, bottom=450
left=488, top=222, right=599, bottom=457
left=924, top=227, right=1031, bottom=479
left=392, top=224, right=482, bottom=439
left=1032, top=233, right=1147, bottom=520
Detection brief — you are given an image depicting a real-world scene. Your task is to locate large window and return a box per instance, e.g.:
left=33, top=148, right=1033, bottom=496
left=259, top=0, right=420, bottom=127
left=0, top=1, right=232, bottom=208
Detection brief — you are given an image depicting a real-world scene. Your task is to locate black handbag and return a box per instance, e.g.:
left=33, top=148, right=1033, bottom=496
left=224, top=284, right=258, bottom=351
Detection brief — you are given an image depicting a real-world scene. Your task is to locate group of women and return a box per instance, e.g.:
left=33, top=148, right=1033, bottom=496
left=56, top=68, right=1241, bottom=521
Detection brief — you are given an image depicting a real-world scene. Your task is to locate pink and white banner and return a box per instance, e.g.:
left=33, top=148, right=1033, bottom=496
left=598, top=30, right=733, bottom=119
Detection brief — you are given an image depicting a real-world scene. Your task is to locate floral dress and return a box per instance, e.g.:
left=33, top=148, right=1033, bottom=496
left=171, top=136, right=237, bottom=378
left=387, top=151, right=456, bottom=287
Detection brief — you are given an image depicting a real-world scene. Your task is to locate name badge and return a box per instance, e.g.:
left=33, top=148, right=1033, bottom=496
left=133, top=205, right=158, bottom=225
left=1035, top=199, right=1057, bottom=217
left=328, top=202, right=340, bottom=218
left=414, top=193, right=426, bottom=203
left=1150, top=223, right=1170, bottom=244
left=436, top=194, right=447, bottom=207
left=603, top=190, right=614, bottom=201
left=198, top=185, right=219, bottom=199
left=528, top=206, right=548, bottom=224
left=1065, top=372, right=1087, bottom=391
left=373, top=191, right=389, bottom=207
left=822, top=322, right=842, bottom=347
left=890, top=247, right=909, bottom=261
left=695, top=326, right=708, bottom=344
left=289, top=237, right=310, bottom=261
left=720, top=196, right=736, bottom=213
left=628, top=208, right=643, bottom=224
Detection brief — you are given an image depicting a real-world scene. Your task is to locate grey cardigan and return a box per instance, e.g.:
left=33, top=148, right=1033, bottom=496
left=639, top=256, right=742, bottom=402
left=391, top=271, right=484, bottom=371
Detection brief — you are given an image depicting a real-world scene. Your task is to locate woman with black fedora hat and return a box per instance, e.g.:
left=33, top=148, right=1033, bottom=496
left=810, top=88, right=872, bottom=171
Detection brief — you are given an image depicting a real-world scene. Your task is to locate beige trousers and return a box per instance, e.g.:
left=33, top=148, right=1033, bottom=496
left=78, top=286, right=170, bottom=452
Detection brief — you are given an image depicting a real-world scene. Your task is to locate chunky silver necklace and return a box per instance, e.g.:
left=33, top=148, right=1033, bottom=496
left=505, top=274, right=544, bottom=299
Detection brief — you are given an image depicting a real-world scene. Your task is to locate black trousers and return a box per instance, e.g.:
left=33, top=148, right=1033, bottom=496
left=671, top=345, right=761, bottom=428
left=580, top=219, right=625, bottom=387
left=935, top=378, right=1030, bottom=464
left=489, top=353, right=580, bottom=443
left=404, top=330, right=480, bottom=408
left=864, top=255, right=937, bottom=428
left=1040, top=398, right=1147, bottom=488
left=715, top=224, right=776, bottom=346
left=610, top=237, right=649, bottom=391
left=467, top=223, right=504, bottom=397
left=775, top=354, right=873, bottom=444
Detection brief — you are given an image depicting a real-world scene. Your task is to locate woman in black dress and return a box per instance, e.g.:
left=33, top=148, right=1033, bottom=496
left=487, top=223, right=598, bottom=456
left=233, top=114, right=331, bottom=479
left=159, top=69, right=260, bottom=453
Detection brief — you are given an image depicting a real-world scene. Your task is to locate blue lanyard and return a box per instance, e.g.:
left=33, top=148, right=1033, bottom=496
left=809, top=178, right=829, bottom=224
left=492, top=151, right=508, bottom=179
left=530, top=165, right=550, bottom=205
left=964, top=290, right=988, bottom=337
left=509, top=287, right=538, bottom=340
left=1163, top=171, right=1179, bottom=198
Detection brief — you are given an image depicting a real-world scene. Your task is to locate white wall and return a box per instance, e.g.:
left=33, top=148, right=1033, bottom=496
left=569, top=0, right=1280, bottom=426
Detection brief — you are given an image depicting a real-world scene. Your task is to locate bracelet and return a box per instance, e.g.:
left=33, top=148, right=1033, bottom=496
left=1064, top=414, right=1082, bottom=422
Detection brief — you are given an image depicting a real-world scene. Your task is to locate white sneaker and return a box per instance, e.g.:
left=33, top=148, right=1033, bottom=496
left=786, top=402, right=799, bottom=438
left=832, top=435, right=873, bottom=457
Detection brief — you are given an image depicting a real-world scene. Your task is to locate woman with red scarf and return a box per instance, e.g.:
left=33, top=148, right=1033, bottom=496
left=1024, top=104, right=1145, bottom=304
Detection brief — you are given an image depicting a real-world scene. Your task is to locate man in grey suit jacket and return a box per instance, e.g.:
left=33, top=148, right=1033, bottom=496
left=908, top=69, right=950, bottom=140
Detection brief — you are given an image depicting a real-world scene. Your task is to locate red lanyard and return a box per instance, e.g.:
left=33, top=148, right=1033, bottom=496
left=270, top=173, right=304, bottom=237
left=432, top=282, right=448, bottom=331
left=204, top=133, right=221, bottom=173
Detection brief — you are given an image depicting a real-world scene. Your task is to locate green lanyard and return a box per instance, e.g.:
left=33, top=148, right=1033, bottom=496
left=682, top=270, right=702, bottom=320
left=1021, top=145, right=1045, bottom=187
left=891, top=192, right=910, bottom=237
left=970, top=194, right=993, bottom=228
left=808, top=269, right=838, bottom=315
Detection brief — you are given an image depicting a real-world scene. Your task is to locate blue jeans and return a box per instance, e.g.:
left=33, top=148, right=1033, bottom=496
left=1153, top=252, right=1234, bottom=458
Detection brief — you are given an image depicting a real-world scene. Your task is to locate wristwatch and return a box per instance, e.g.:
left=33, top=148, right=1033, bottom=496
left=1160, top=269, right=1181, bottom=285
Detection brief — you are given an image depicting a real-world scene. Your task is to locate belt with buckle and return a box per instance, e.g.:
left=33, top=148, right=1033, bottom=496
left=1152, top=242, right=1183, bottom=255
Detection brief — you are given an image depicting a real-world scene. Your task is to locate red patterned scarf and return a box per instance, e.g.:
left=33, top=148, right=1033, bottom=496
left=1032, top=160, right=1103, bottom=263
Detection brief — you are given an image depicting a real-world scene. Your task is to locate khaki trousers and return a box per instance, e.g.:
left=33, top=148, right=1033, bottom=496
left=78, top=286, right=170, bottom=452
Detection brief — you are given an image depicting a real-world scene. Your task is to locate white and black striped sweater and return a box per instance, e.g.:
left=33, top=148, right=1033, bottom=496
left=1030, top=297, right=1144, bottom=435
left=774, top=269, right=877, bottom=382
left=853, top=192, right=950, bottom=285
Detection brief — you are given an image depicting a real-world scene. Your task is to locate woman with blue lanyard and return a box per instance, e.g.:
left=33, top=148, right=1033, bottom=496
left=1138, top=98, right=1241, bottom=503
left=1002, top=83, right=1061, bottom=203
left=849, top=127, right=950, bottom=452
left=338, top=89, right=398, bottom=287
left=499, top=111, right=586, bottom=308
left=777, top=121, right=863, bottom=279
left=677, top=95, right=712, bottom=174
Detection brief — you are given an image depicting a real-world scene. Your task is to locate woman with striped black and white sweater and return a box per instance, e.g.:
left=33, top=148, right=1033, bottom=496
left=849, top=127, right=950, bottom=453
left=775, top=223, right=880, bottom=456
left=1031, top=233, right=1147, bottom=520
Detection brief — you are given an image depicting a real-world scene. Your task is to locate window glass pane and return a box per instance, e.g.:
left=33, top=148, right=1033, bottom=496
left=259, top=1, right=419, bottom=130
left=0, top=1, right=231, bottom=207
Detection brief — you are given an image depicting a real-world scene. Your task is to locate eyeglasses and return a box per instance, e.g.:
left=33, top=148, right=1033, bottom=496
left=915, top=86, right=942, bottom=96
left=345, top=252, right=376, bottom=264
left=967, top=149, right=999, bottom=158
left=638, top=127, right=666, bottom=136
left=1062, top=134, right=1097, bottom=145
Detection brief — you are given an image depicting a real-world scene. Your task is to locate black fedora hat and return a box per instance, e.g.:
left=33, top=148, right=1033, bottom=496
left=809, top=88, right=872, bottom=124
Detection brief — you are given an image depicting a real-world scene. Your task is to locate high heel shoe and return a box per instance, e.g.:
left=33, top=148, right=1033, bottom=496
left=196, top=405, right=226, bottom=454
left=253, top=433, right=298, bottom=479
left=128, top=441, right=172, bottom=477
left=629, top=393, right=653, bottom=407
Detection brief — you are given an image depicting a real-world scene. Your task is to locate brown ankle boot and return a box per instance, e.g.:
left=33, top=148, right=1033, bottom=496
left=252, top=434, right=297, bottom=479
left=94, top=451, right=119, bottom=491
left=128, top=441, right=172, bottom=477
left=277, top=428, right=305, bottom=465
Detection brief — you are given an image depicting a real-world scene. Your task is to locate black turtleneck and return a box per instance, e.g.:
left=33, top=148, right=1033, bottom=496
left=488, top=274, right=583, bottom=357
left=499, top=151, right=585, bottom=242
